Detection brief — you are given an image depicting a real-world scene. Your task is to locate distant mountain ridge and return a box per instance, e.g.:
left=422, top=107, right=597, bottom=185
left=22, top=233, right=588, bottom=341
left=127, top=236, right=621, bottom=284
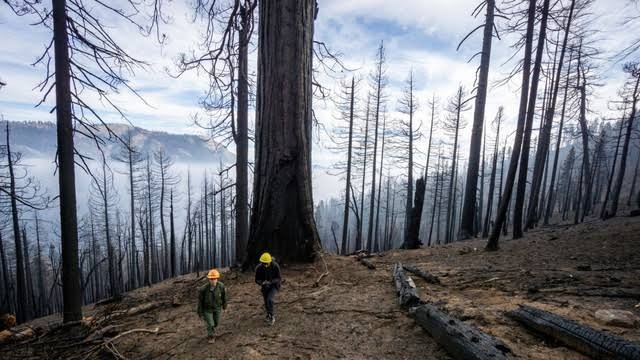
left=2, top=120, right=234, bottom=163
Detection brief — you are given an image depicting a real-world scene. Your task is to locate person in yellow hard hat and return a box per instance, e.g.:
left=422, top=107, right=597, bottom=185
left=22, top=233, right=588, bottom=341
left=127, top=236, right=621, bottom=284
left=255, top=252, right=281, bottom=325
left=197, top=269, right=227, bottom=344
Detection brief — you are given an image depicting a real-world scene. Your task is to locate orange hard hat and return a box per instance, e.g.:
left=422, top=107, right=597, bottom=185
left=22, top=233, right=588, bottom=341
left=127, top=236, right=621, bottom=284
left=207, top=269, right=220, bottom=279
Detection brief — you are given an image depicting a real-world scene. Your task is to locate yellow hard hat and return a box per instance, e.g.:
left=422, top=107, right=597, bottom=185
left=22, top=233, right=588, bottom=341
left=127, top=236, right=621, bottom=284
left=259, top=252, right=272, bottom=264
left=207, top=269, right=220, bottom=279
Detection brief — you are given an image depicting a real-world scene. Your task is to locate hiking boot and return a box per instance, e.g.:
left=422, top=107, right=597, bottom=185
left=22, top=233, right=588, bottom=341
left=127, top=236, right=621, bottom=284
left=207, top=336, right=216, bottom=344
left=268, top=314, right=275, bottom=326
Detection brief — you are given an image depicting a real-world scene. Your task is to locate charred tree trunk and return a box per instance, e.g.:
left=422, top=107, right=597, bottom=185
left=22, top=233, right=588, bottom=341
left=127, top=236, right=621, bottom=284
left=487, top=0, right=537, bottom=250
left=246, top=0, right=320, bottom=265
left=628, top=156, right=640, bottom=206
left=460, top=0, right=496, bottom=239
left=53, top=0, right=82, bottom=322
left=513, top=0, right=550, bottom=239
left=367, top=43, right=385, bottom=253
left=610, top=72, right=640, bottom=217
left=235, top=4, right=251, bottom=265
left=5, top=123, right=27, bottom=322
left=374, top=116, right=387, bottom=252
left=170, top=189, right=176, bottom=278
left=357, top=97, right=371, bottom=252
left=341, top=77, right=356, bottom=255
left=403, top=177, right=426, bottom=249
left=482, top=109, right=502, bottom=238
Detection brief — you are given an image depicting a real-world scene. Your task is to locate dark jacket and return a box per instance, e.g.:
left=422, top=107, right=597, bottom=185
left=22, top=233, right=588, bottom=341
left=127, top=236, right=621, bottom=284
left=255, top=261, right=282, bottom=291
left=197, top=282, right=227, bottom=315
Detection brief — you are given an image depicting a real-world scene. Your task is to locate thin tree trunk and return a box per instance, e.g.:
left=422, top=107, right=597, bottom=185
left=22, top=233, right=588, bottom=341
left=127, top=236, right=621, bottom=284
left=486, top=0, right=537, bottom=250
left=341, top=77, right=356, bottom=255
left=628, top=156, right=640, bottom=206
left=367, top=43, right=385, bottom=253
left=53, top=0, right=82, bottom=323
left=513, top=0, right=550, bottom=239
left=357, top=96, right=371, bottom=252
left=610, top=75, right=640, bottom=217
left=374, top=115, right=387, bottom=252
left=483, top=109, right=502, bottom=238
left=5, top=123, right=27, bottom=322
left=460, top=0, right=496, bottom=239
left=235, top=4, right=250, bottom=265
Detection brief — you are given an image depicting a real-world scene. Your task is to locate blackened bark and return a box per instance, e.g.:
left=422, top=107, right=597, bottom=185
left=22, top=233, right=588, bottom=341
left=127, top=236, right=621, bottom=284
left=403, top=177, right=426, bottom=249
left=5, top=123, right=27, bottom=322
left=610, top=74, right=640, bottom=217
left=341, top=78, right=356, bottom=255
left=235, top=3, right=250, bottom=265
left=460, top=0, right=496, bottom=239
left=487, top=0, right=536, bottom=250
left=513, top=0, right=550, bottom=239
left=246, top=0, right=320, bottom=266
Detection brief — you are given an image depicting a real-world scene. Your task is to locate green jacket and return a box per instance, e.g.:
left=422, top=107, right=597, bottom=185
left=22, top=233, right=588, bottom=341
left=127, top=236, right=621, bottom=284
left=197, top=282, right=227, bottom=315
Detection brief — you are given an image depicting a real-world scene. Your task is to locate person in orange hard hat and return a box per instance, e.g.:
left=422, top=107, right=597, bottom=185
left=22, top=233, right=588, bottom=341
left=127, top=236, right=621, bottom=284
left=255, top=252, right=281, bottom=325
left=197, top=269, right=227, bottom=344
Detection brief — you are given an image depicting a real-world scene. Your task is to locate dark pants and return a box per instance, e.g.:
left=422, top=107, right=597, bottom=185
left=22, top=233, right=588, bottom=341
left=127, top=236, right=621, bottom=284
left=261, top=287, right=277, bottom=316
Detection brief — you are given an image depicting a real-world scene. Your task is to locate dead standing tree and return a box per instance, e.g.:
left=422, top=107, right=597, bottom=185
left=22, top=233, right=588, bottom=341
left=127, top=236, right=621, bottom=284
left=608, top=62, right=640, bottom=217
left=6, top=0, right=166, bottom=322
left=487, top=0, right=537, bottom=250
left=459, top=0, right=500, bottom=239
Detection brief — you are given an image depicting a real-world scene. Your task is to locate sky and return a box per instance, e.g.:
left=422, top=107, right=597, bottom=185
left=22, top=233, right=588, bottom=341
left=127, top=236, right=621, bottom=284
left=1, top=0, right=639, bottom=201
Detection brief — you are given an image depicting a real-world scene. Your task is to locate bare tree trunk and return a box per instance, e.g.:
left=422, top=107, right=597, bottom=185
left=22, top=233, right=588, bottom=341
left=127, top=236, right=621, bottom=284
left=35, top=215, right=45, bottom=316
left=487, top=0, right=537, bottom=250
left=5, top=123, right=27, bottom=322
left=610, top=73, right=640, bottom=217
left=341, top=77, right=356, bottom=255
left=483, top=109, right=502, bottom=238
left=576, top=42, right=592, bottom=221
left=545, top=51, right=574, bottom=224
left=403, top=177, right=426, bottom=249
left=374, top=115, right=388, bottom=252
left=101, top=159, right=118, bottom=298
left=235, top=4, right=251, bottom=265
left=170, top=189, right=176, bottom=277
left=460, top=0, right=496, bottom=239
left=0, top=232, right=12, bottom=314
left=22, top=227, right=35, bottom=319
left=246, top=0, right=320, bottom=265
left=513, top=0, right=550, bottom=239
left=428, top=156, right=442, bottom=246
left=52, top=0, right=82, bottom=322
left=367, top=43, right=385, bottom=253
left=628, top=156, right=640, bottom=206
left=357, top=96, right=371, bottom=252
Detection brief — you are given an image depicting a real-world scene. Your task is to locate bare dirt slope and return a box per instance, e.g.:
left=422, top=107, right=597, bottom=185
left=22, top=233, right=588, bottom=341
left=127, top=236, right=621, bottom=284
left=2, top=216, right=639, bottom=359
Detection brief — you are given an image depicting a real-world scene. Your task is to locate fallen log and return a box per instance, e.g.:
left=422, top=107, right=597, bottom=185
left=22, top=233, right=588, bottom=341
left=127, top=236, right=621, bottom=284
left=392, top=263, right=422, bottom=308
left=538, top=287, right=640, bottom=300
left=409, top=305, right=511, bottom=360
left=359, top=258, right=376, bottom=270
left=402, top=264, right=441, bottom=284
left=508, top=305, right=640, bottom=360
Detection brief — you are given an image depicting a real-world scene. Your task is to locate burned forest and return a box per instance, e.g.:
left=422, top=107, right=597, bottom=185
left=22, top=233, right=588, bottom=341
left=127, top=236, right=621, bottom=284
left=0, top=0, right=640, bottom=359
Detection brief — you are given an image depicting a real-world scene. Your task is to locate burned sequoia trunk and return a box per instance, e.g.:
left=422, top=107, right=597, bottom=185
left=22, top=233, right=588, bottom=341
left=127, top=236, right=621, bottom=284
left=245, top=0, right=320, bottom=266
